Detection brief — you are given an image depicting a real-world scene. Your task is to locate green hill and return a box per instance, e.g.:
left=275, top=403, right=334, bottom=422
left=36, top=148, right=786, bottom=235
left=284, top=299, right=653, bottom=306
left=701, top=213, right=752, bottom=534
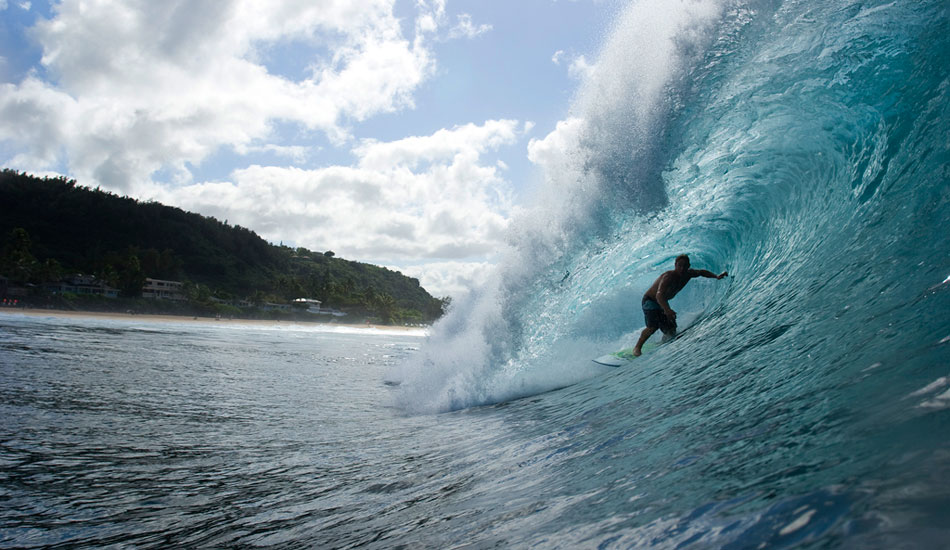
left=0, top=169, right=446, bottom=323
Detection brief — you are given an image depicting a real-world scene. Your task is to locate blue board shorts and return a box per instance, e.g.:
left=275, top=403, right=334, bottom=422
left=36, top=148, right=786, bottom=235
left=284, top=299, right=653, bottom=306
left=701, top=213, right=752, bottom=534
left=642, top=297, right=676, bottom=333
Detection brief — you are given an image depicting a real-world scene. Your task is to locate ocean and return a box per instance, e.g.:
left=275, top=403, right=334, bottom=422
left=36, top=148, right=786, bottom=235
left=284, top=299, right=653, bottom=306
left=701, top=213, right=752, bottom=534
left=1, top=314, right=437, bottom=548
left=3, top=0, right=950, bottom=547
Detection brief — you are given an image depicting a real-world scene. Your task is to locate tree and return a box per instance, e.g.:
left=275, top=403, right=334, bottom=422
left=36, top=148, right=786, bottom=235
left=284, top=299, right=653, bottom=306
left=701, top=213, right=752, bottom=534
left=116, top=253, right=146, bottom=297
left=0, top=171, right=448, bottom=321
left=36, top=258, right=64, bottom=284
left=364, top=289, right=396, bottom=324
left=376, top=293, right=396, bottom=324
left=141, top=248, right=182, bottom=280
left=1, top=228, right=39, bottom=283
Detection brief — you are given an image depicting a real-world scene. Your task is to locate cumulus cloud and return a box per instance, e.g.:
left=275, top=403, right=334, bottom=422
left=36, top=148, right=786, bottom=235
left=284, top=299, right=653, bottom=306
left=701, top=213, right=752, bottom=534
left=148, top=120, right=526, bottom=296
left=552, top=49, right=595, bottom=81
left=0, top=0, right=526, bottom=297
left=568, top=54, right=596, bottom=81
left=0, top=0, right=443, bottom=191
left=398, top=261, right=497, bottom=299
left=527, top=117, right=585, bottom=179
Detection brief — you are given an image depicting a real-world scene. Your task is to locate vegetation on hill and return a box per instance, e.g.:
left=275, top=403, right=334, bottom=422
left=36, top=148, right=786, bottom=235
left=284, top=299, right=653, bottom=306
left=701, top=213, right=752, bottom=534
left=0, top=169, right=448, bottom=324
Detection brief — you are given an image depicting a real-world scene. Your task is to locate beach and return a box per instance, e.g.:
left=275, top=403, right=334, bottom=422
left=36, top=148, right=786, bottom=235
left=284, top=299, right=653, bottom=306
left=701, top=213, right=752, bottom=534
left=2, top=307, right=423, bottom=332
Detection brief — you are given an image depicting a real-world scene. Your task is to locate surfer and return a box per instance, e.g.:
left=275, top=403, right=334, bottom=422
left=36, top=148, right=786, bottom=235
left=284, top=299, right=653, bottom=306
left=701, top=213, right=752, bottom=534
left=633, top=254, right=727, bottom=356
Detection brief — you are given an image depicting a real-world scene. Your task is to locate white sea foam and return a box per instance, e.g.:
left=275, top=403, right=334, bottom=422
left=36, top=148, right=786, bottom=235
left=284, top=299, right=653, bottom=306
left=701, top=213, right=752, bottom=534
left=779, top=508, right=816, bottom=536
left=391, top=1, right=728, bottom=413
left=908, top=376, right=948, bottom=397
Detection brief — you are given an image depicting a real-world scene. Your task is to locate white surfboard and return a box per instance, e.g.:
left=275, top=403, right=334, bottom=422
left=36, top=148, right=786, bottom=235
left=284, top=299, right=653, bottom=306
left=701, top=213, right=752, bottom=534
left=592, top=344, right=656, bottom=367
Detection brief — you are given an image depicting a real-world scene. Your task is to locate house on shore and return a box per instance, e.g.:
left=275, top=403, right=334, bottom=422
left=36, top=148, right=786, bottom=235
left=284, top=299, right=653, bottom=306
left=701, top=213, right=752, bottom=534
left=142, top=278, right=185, bottom=300
left=292, top=297, right=347, bottom=317
left=46, top=274, right=119, bottom=298
left=292, top=298, right=323, bottom=314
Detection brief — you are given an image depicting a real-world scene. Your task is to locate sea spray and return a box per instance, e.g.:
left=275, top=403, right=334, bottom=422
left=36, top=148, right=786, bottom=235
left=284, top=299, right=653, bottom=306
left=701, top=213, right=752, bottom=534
left=391, top=0, right=732, bottom=413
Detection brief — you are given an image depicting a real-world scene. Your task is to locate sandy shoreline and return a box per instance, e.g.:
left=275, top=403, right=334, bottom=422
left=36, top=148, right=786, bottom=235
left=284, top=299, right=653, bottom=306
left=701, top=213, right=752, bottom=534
left=1, top=307, right=425, bottom=332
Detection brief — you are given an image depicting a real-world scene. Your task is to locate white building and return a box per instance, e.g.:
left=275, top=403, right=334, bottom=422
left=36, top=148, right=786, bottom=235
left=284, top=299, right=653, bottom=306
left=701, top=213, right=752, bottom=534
left=46, top=274, right=119, bottom=298
left=292, top=298, right=347, bottom=317
left=142, top=278, right=185, bottom=300
left=292, top=298, right=322, bottom=313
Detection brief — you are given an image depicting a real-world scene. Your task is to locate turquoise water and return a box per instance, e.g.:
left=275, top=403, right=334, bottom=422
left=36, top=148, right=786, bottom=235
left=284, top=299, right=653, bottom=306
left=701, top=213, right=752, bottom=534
left=388, top=0, right=950, bottom=546
left=3, top=0, right=950, bottom=547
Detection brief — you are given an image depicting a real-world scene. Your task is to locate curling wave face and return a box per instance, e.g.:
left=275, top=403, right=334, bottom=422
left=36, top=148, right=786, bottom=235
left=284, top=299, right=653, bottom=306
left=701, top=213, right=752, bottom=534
left=391, top=0, right=950, bottom=416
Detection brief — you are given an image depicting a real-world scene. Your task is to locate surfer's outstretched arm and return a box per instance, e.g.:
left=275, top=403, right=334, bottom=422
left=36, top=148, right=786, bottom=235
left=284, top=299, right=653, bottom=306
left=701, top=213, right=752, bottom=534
left=693, top=269, right=728, bottom=279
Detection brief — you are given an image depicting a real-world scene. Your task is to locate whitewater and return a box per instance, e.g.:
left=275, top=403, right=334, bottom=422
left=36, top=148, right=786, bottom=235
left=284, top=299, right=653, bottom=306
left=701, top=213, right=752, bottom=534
left=2, top=0, right=949, bottom=548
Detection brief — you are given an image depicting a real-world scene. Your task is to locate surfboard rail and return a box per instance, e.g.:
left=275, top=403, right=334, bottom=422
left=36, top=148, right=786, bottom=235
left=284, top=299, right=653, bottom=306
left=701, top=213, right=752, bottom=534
left=592, top=345, right=651, bottom=367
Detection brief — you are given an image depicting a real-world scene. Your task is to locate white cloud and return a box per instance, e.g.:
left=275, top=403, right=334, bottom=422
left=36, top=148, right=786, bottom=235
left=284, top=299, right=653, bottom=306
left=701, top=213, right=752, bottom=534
left=415, top=0, right=446, bottom=34
left=398, top=261, right=497, bottom=299
left=568, top=54, right=596, bottom=81
left=0, top=77, right=79, bottom=167
left=148, top=120, right=526, bottom=296
left=0, top=0, right=444, bottom=191
left=0, top=1, right=540, bottom=298
left=527, top=117, right=585, bottom=179
left=448, top=13, right=492, bottom=40
left=552, top=50, right=595, bottom=81
left=354, top=119, right=522, bottom=169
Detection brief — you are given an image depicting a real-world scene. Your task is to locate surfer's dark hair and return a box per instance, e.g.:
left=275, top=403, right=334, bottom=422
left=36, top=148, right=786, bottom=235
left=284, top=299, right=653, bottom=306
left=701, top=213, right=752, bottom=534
left=676, top=254, right=690, bottom=265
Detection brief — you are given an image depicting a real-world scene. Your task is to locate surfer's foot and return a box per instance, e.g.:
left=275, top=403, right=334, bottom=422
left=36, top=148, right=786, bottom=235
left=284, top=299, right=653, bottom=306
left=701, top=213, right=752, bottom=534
left=633, top=348, right=642, bottom=357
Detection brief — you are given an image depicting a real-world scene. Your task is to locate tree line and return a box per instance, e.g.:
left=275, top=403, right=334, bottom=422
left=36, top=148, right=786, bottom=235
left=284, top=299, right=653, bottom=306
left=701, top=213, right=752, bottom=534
left=0, top=169, right=448, bottom=324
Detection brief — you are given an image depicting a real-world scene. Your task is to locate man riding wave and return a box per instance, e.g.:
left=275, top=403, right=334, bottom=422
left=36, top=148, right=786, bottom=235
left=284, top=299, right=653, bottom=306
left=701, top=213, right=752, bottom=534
left=633, top=254, right=728, bottom=356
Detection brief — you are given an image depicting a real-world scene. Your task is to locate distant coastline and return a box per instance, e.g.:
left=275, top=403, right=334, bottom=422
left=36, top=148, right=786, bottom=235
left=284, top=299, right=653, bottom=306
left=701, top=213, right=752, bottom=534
left=2, top=307, right=425, bottom=333
left=1, top=170, right=448, bottom=326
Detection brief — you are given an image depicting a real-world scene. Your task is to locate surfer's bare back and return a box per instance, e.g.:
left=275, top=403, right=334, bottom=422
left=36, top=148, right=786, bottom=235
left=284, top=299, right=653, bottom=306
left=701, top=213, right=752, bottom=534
left=633, top=254, right=727, bottom=356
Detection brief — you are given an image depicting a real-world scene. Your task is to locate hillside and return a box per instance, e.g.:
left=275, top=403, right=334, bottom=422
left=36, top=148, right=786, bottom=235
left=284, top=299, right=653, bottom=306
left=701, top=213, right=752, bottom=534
left=0, top=170, right=446, bottom=323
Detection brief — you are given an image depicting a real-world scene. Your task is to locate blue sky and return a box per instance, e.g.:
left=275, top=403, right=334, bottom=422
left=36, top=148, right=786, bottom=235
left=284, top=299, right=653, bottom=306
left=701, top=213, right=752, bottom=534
left=0, top=0, right=619, bottom=297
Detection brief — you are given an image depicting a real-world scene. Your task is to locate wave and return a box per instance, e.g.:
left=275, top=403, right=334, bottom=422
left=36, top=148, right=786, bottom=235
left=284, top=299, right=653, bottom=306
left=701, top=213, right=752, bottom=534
left=391, top=0, right=950, bottom=415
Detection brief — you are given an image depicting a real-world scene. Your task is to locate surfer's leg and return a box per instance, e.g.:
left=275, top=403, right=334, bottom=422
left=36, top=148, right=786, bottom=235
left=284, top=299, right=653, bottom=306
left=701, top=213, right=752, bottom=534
left=637, top=307, right=665, bottom=356
left=634, top=327, right=656, bottom=356
left=660, top=328, right=676, bottom=343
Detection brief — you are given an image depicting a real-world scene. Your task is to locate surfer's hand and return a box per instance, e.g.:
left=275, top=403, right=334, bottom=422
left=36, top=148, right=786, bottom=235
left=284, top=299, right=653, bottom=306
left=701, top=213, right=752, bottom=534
left=665, top=308, right=676, bottom=321
left=718, top=271, right=728, bottom=279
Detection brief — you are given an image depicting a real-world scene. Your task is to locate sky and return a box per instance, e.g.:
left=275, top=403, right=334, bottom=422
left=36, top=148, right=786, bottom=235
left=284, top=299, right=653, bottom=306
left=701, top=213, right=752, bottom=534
left=0, top=0, right=618, bottom=298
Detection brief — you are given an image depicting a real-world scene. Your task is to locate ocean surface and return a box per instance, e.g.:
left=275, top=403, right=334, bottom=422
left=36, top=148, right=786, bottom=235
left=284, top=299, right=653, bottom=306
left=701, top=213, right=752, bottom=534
left=3, top=0, right=950, bottom=547
left=1, top=314, right=437, bottom=548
